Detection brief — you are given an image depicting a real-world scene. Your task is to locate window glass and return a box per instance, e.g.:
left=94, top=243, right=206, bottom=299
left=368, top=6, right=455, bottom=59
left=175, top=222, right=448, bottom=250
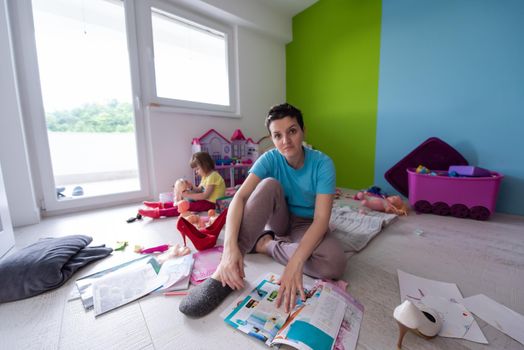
left=32, top=0, right=140, bottom=199
left=151, top=8, right=230, bottom=106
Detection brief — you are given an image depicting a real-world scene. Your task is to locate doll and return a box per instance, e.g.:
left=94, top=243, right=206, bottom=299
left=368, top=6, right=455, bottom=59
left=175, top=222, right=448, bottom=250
left=177, top=200, right=205, bottom=228
left=174, top=178, right=191, bottom=202
left=354, top=191, right=409, bottom=216
left=206, top=209, right=219, bottom=227
left=178, top=202, right=220, bottom=229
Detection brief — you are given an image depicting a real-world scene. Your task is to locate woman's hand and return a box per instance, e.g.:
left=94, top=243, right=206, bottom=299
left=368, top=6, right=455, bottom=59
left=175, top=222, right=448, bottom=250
left=276, top=257, right=306, bottom=313
left=215, top=245, right=245, bottom=290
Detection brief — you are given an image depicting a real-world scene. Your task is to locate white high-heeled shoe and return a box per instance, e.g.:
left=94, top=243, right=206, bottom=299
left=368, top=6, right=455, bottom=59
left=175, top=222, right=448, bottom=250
left=393, top=300, right=442, bottom=349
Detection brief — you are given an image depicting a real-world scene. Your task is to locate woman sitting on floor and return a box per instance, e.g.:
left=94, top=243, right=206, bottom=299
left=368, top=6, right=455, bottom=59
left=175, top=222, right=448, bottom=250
left=179, top=103, right=346, bottom=317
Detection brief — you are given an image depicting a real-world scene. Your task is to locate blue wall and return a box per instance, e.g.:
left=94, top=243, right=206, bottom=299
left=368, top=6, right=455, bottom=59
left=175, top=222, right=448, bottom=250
left=375, top=0, right=524, bottom=216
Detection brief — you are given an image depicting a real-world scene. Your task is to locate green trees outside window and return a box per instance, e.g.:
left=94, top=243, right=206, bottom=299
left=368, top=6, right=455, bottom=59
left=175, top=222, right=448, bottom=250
left=46, top=100, right=134, bottom=133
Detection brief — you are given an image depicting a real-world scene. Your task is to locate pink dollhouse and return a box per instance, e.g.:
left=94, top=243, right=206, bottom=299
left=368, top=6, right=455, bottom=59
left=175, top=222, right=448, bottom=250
left=192, top=129, right=259, bottom=187
left=191, top=129, right=231, bottom=163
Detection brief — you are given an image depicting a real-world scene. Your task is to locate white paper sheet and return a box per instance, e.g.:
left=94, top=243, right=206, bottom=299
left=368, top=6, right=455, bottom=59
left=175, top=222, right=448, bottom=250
left=156, top=254, right=194, bottom=292
left=463, top=294, right=524, bottom=345
left=397, top=270, right=487, bottom=343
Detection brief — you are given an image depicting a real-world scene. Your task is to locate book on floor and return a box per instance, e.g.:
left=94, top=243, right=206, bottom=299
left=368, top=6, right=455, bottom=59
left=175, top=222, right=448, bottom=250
left=220, top=273, right=364, bottom=350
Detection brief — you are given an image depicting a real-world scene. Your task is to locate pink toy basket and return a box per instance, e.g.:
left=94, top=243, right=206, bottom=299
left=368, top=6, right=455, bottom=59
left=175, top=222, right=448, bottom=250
left=407, top=168, right=504, bottom=220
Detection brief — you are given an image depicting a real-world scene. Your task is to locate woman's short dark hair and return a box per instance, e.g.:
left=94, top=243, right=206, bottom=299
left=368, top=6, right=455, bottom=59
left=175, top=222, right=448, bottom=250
left=190, top=152, right=215, bottom=172
left=265, top=103, right=304, bottom=132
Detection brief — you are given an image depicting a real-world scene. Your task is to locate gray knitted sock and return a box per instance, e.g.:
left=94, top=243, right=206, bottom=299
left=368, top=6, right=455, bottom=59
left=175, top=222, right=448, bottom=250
left=179, top=278, right=233, bottom=318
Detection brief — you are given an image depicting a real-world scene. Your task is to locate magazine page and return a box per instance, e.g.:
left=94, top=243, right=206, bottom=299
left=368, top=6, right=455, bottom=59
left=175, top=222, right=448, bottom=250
left=190, top=246, right=223, bottom=284
left=270, top=282, right=347, bottom=350
left=329, top=282, right=364, bottom=350
left=91, top=257, right=165, bottom=316
left=156, top=254, right=194, bottom=292
left=221, top=273, right=319, bottom=347
left=221, top=274, right=365, bottom=350
left=222, top=273, right=289, bottom=346
left=75, top=255, right=152, bottom=310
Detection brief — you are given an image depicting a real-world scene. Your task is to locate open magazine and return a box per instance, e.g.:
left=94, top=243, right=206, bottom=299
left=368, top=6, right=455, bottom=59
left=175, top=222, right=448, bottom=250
left=221, top=273, right=364, bottom=350
left=75, top=254, right=193, bottom=316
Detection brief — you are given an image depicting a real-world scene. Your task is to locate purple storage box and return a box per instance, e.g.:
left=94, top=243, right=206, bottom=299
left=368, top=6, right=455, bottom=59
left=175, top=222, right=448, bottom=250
left=385, top=137, right=468, bottom=197
left=448, top=166, right=491, bottom=177
left=407, top=168, right=504, bottom=220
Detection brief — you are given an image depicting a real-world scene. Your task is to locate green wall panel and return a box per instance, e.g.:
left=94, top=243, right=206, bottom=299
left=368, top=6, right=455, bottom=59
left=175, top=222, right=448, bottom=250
left=286, top=0, right=382, bottom=188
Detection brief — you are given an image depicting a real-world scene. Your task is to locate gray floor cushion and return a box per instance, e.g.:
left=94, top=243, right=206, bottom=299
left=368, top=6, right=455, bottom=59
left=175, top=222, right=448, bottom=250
left=0, top=235, right=112, bottom=303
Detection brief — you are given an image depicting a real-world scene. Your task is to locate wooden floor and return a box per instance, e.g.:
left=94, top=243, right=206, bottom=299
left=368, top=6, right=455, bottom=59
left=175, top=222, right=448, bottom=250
left=1, top=203, right=523, bottom=350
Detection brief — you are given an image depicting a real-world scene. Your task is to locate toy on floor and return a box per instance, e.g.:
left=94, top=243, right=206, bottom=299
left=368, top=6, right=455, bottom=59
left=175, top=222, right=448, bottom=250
left=177, top=208, right=228, bottom=251
left=354, top=191, right=409, bottom=216
left=114, top=241, right=128, bottom=251
left=157, top=243, right=192, bottom=264
left=126, top=213, right=143, bottom=223
left=134, top=244, right=170, bottom=254
left=365, top=186, right=388, bottom=197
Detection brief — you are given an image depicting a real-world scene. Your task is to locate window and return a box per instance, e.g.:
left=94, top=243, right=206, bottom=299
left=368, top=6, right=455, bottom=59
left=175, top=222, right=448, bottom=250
left=138, top=1, right=238, bottom=115
left=9, top=0, right=238, bottom=214
left=9, top=0, right=152, bottom=213
left=32, top=0, right=141, bottom=200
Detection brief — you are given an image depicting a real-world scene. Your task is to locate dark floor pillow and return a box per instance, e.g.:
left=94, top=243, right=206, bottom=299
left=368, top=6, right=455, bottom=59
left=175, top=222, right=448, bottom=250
left=0, top=235, right=112, bottom=303
left=384, top=137, right=468, bottom=197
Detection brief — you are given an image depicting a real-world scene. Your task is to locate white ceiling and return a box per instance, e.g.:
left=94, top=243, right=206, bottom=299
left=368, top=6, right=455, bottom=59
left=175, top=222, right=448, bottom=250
left=261, top=0, right=318, bottom=17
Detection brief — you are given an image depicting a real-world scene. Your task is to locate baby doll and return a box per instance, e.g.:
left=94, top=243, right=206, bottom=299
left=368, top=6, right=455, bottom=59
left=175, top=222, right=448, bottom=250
left=354, top=191, right=409, bottom=216
left=179, top=205, right=220, bottom=230
left=174, top=178, right=191, bottom=202
left=206, top=209, right=219, bottom=227
left=177, top=200, right=205, bottom=228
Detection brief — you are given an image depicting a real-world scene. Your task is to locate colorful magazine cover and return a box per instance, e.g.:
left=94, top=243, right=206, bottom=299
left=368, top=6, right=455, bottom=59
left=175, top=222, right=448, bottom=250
left=221, top=273, right=364, bottom=350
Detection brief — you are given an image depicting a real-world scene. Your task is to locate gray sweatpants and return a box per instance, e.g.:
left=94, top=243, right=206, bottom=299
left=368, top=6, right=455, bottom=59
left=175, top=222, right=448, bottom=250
left=237, top=178, right=346, bottom=279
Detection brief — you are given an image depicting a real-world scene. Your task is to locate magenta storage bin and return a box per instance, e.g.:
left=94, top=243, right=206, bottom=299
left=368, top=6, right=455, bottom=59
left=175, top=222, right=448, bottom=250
left=407, top=168, right=504, bottom=220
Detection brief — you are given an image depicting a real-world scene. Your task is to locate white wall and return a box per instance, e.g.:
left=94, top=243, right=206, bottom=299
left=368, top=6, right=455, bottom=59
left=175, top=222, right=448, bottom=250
left=148, top=26, right=286, bottom=195
left=0, top=0, right=40, bottom=227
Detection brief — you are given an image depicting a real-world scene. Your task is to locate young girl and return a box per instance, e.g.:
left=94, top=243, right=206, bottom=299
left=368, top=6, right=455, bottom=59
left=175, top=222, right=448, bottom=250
left=139, top=152, right=226, bottom=218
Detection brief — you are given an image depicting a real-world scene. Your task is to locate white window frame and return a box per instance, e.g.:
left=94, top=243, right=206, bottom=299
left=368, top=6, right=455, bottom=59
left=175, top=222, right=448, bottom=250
left=135, top=0, right=239, bottom=117
left=9, top=0, right=152, bottom=214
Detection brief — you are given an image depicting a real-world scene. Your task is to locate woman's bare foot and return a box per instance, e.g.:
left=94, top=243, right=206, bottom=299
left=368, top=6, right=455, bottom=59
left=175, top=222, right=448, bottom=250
left=255, top=233, right=273, bottom=254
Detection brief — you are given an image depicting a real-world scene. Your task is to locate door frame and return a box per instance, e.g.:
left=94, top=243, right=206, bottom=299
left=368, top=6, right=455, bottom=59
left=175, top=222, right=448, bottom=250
left=9, top=0, right=152, bottom=214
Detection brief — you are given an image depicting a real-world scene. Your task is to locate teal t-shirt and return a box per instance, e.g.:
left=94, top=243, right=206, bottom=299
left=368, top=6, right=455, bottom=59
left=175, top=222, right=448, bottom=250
left=249, top=147, right=336, bottom=218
